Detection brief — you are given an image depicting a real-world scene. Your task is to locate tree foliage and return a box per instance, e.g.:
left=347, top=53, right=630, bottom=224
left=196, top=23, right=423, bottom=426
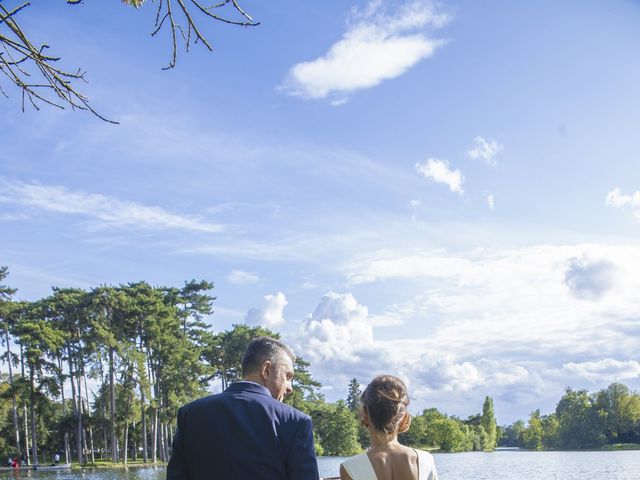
left=0, top=271, right=216, bottom=464
left=4, top=266, right=640, bottom=459
left=499, top=384, right=640, bottom=450
left=309, top=400, right=360, bottom=456
left=481, top=395, right=497, bottom=450
left=346, top=378, right=361, bottom=413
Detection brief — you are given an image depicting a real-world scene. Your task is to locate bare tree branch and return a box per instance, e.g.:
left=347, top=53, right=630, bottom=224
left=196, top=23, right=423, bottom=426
left=0, top=2, right=118, bottom=122
left=132, top=0, right=259, bottom=69
left=0, top=0, right=261, bottom=122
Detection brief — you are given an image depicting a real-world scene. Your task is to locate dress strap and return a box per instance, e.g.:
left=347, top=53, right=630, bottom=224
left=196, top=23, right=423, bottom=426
left=415, top=449, right=438, bottom=480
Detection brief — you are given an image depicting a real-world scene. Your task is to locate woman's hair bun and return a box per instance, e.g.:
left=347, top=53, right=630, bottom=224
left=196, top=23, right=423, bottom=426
left=360, top=375, right=410, bottom=435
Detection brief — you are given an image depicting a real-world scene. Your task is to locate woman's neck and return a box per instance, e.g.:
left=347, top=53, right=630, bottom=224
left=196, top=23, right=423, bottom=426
left=369, top=431, right=399, bottom=449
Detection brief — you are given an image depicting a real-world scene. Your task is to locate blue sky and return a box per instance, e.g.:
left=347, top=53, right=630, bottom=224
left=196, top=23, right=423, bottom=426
left=2, top=0, right=640, bottom=423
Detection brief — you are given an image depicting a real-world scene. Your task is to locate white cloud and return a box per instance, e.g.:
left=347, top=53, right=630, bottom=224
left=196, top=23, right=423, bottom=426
left=605, top=187, right=640, bottom=208
left=281, top=0, right=449, bottom=101
left=466, top=136, right=503, bottom=166
left=227, top=269, right=260, bottom=285
left=347, top=250, right=480, bottom=285
left=0, top=179, right=223, bottom=233
left=343, top=243, right=640, bottom=362
left=0, top=212, right=28, bottom=221
left=285, top=245, right=640, bottom=419
left=367, top=313, right=405, bottom=327
left=415, top=357, right=530, bottom=393
left=298, top=292, right=375, bottom=364
left=311, top=291, right=368, bottom=324
left=415, top=158, right=464, bottom=194
left=245, top=292, right=288, bottom=327
left=563, top=256, right=615, bottom=300
left=563, top=359, right=640, bottom=383
left=606, top=187, right=640, bottom=221
left=487, top=194, right=495, bottom=210
left=409, top=199, right=421, bottom=208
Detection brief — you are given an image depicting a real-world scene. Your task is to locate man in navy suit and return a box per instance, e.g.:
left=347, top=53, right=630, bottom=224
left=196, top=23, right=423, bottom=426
left=167, top=337, right=319, bottom=480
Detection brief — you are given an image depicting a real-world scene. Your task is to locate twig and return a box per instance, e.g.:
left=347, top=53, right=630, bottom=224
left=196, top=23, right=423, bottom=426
left=1, top=0, right=262, bottom=122
left=0, top=3, right=118, bottom=123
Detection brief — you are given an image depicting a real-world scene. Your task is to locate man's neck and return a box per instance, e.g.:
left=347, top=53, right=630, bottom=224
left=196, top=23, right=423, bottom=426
left=241, top=375, right=266, bottom=387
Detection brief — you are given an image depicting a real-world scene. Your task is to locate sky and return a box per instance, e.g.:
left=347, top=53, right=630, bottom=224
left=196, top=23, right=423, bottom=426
left=1, top=0, right=640, bottom=424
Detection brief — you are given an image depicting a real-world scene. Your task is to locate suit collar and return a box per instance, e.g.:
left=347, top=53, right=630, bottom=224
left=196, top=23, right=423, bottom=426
left=226, top=381, right=273, bottom=397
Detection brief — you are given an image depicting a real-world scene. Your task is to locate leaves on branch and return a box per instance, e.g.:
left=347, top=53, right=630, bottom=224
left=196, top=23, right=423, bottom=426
left=0, top=0, right=259, bottom=122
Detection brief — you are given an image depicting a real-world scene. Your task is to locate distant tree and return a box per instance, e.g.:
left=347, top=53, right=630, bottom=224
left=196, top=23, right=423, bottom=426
left=0, top=267, right=20, bottom=457
left=540, top=413, right=559, bottom=449
left=346, top=378, right=361, bottom=413
left=458, top=424, right=475, bottom=451
left=556, top=388, right=606, bottom=448
left=481, top=396, right=497, bottom=450
left=436, top=417, right=466, bottom=452
left=464, top=413, right=482, bottom=427
left=312, top=400, right=360, bottom=456
left=206, top=324, right=280, bottom=390
left=0, top=0, right=259, bottom=122
left=343, top=377, right=370, bottom=448
left=13, top=300, right=66, bottom=465
left=499, top=419, right=525, bottom=447
left=522, top=410, right=543, bottom=450
left=204, top=324, right=321, bottom=409
left=594, top=383, right=640, bottom=443
left=419, top=408, right=466, bottom=452
left=399, top=414, right=427, bottom=448
left=285, top=357, right=322, bottom=411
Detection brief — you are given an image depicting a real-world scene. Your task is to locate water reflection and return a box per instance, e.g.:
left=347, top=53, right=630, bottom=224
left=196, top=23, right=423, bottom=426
left=0, top=466, right=167, bottom=480
left=2, top=451, right=640, bottom=480
left=317, top=450, right=640, bottom=480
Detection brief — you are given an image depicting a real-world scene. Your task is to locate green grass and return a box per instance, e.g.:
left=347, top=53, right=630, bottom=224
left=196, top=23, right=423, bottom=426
left=602, top=443, right=640, bottom=451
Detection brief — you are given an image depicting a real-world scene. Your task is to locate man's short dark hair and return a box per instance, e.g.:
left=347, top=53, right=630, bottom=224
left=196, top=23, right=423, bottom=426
left=241, top=337, right=296, bottom=377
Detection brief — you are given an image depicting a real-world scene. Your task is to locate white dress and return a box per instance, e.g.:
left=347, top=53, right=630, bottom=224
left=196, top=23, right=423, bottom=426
left=341, top=449, right=438, bottom=480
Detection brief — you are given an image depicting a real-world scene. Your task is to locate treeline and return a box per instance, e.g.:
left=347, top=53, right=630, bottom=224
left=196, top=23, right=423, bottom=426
left=6, top=266, right=638, bottom=462
left=0, top=265, right=502, bottom=463
left=321, top=379, right=500, bottom=454
left=0, top=266, right=221, bottom=465
left=500, top=383, right=640, bottom=450
left=0, top=266, right=372, bottom=462
left=399, top=396, right=499, bottom=452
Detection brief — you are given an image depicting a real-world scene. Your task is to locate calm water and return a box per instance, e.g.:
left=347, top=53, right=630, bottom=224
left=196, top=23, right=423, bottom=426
left=1, top=451, right=639, bottom=480
left=319, top=450, right=640, bottom=479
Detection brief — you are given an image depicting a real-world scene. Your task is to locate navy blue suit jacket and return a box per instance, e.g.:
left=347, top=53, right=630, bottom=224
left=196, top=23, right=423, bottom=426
left=167, top=382, right=319, bottom=480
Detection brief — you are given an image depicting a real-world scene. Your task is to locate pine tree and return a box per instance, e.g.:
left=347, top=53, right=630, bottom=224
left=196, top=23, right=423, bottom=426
left=0, top=266, right=21, bottom=457
left=346, top=378, right=361, bottom=413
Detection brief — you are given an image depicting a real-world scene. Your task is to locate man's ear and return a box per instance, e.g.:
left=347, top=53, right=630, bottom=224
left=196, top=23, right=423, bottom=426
left=260, top=360, right=272, bottom=379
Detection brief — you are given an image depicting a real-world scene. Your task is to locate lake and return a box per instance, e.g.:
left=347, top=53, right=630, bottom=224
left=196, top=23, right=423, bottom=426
left=1, top=450, right=639, bottom=480
left=319, top=450, right=640, bottom=479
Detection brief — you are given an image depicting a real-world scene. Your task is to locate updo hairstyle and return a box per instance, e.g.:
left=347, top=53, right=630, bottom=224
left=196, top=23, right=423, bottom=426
left=360, top=375, right=411, bottom=435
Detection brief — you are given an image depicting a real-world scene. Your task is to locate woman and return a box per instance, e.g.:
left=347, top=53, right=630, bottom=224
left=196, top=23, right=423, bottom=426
left=340, top=375, right=438, bottom=480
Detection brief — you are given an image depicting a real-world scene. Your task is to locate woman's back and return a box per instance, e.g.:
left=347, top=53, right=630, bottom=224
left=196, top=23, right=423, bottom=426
left=368, top=444, right=419, bottom=480
left=340, top=375, right=438, bottom=480
left=341, top=445, right=437, bottom=480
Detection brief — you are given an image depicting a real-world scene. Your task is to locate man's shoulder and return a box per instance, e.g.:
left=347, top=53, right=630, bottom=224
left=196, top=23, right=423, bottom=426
left=178, top=388, right=310, bottom=424
left=273, top=400, right=312, bottom=422
left=179, top=392, right=224, bottom=414
left=286, top=403, right=310, bottom=419
left=239, top=390, right=310, bottom=423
